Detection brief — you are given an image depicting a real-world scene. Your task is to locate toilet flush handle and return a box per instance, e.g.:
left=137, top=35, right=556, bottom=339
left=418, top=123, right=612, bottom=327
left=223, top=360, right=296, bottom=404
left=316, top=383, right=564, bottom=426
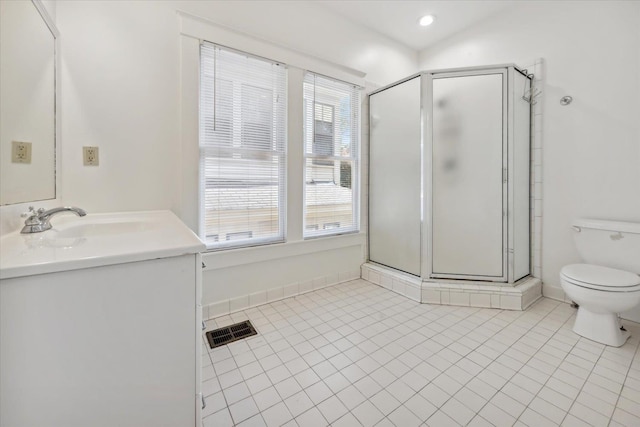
left=572, top=226, right=582, bottom=233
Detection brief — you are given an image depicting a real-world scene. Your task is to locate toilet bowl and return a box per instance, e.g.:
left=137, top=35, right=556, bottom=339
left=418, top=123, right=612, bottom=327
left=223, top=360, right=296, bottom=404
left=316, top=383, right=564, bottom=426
left=560, top=264, right=640, bottom=347
left=561, top=219, right=640, bottom=347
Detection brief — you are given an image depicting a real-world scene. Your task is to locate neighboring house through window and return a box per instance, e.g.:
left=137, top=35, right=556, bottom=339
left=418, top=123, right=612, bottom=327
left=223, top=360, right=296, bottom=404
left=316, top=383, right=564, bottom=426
left=313, top=102, right=334, bottom=166
left=303, top=73, right=360, bottom=238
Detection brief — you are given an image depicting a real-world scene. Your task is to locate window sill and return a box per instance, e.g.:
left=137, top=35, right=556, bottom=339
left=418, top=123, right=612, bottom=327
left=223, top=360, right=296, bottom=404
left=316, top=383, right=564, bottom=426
left=201, top=232, right=366, bottom=271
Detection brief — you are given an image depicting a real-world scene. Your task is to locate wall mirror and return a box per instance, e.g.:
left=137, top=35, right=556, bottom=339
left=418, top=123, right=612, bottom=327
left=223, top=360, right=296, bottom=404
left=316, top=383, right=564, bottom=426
left=0, top=0, right=58, bottom=206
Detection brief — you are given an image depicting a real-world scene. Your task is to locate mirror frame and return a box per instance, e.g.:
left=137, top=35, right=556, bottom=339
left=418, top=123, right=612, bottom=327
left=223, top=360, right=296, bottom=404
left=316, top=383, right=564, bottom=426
left=32, top=0, right=61, bottom=206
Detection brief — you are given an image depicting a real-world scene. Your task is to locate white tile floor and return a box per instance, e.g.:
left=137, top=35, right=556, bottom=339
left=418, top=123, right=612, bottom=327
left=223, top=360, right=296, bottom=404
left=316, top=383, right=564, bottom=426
left=202, top=279, right=640, bottom=427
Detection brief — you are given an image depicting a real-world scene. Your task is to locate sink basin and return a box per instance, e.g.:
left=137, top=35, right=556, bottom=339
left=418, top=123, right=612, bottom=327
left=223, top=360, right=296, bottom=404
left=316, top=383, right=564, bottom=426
left=53, top=219, right=155, bottom=239
left=0, top=210, right=204, bottom=279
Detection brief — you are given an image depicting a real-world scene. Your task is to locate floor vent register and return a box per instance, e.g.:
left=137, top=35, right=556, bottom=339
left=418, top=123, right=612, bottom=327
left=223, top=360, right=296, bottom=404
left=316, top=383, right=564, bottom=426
left=206, top=320, right=258, bottom=349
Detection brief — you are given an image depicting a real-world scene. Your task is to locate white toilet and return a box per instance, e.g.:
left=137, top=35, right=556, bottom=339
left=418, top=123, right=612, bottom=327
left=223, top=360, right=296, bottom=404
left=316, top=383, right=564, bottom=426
left=560, top=219, right=640, bottom=347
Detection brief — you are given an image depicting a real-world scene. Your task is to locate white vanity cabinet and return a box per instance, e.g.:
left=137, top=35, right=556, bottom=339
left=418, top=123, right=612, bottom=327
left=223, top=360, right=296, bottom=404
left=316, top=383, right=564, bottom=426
left=0, top=211, right=205, bottom=427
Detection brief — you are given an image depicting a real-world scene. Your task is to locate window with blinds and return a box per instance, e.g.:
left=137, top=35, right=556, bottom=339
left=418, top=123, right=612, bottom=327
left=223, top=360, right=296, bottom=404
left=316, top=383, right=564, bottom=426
left=303, top=73, right=360, bottom=238
left=200, top=42, right=287, bottom=249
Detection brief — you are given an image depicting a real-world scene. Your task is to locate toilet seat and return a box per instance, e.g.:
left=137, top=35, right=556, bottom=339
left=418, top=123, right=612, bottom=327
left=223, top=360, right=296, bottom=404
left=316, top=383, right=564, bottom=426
left=561, top=263, right=640, bottom=292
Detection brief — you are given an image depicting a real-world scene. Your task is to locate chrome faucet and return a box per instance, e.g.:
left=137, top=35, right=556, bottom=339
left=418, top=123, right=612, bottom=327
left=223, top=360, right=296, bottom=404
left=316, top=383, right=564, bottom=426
left=21, top=206, right=87, bottom=234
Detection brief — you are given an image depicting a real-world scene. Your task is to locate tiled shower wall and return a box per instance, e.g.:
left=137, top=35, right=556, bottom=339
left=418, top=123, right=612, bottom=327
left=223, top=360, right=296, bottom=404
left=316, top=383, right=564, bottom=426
left=360, top=81, right=380, bottom=265
left=528, top=59, right=544, bottom=281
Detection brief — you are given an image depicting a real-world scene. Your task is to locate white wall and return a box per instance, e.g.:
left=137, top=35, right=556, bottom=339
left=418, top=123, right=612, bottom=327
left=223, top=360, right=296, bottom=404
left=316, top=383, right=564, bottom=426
left=56, top=1, right=180, bottom=213
left=51, top=1, right=416, bottom=309
left=39, top=0, right=55, bottom=19
left=55, top=0, right=415, bottom=215
left=418, top=1, right=640, bottom=296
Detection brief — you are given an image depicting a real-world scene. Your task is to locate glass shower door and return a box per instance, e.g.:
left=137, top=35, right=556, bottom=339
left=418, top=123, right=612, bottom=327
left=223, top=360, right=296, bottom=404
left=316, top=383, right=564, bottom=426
left=430, top=72, right=506, bottom=279
left=369, top=77, right=422, bottom=276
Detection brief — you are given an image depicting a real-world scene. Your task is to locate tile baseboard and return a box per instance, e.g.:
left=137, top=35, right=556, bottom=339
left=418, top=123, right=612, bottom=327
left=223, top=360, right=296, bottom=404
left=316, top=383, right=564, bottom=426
left=203, top=269, right=361, bottom=319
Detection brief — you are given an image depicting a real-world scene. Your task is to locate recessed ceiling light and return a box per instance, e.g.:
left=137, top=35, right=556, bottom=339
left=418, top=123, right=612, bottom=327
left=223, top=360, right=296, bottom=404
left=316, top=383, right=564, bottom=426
left=419, top=15, right=435, bottom=27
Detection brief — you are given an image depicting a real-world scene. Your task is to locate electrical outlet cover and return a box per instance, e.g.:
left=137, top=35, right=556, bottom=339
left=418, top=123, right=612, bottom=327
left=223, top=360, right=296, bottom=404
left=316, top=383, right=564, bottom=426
left=12, top=141, right=32, bottom=164
left=83, top=146, right=99, bottom=166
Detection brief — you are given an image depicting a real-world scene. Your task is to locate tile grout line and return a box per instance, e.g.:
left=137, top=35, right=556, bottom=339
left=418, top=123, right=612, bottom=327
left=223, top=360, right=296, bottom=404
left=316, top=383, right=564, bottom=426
left=225, top=281, right=381, bottom=426
left=206, top=306, right=289, bottom=425
left=526, top=315, right=603, bottom=427
left=558, top=328, right=640, bottom=427
left=289, top=284, right=503, bottom=426
left=418, top=300, right=558, bottom=424
left=223, top=285, right=549, bottom=426
left=202, top=281, right=639, bottom=427
left=428, top=299, right=573, bottom=426
left=358, top=302, right=507, bottom=425
left=517, top=318, right=639, bottom=426
left=288, top=282, right=412, bottom=426
left=606, top=337, right=640, bottom=427
left=355, top=296, right=563, bottom=425
left=300, top=283, right=453, bottom=426
left=321, top=289, right=563, bottom=426
left=521, top=313, right=615, bottom=426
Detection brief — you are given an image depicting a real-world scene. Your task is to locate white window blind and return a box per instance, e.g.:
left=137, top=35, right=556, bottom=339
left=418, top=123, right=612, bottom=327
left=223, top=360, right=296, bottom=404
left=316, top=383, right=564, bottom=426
left=200, top=42, right=287, bottom=249
left=303, top=73, right=360, bottom=238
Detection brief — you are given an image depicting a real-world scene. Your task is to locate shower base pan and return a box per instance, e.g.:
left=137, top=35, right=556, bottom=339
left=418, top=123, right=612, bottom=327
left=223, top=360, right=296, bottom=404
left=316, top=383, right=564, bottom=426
left=361, top=262, right=542, bottom=311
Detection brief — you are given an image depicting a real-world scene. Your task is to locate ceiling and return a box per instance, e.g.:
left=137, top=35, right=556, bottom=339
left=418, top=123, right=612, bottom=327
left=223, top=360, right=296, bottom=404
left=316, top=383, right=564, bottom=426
left=318, top=1, right=517, bottom=52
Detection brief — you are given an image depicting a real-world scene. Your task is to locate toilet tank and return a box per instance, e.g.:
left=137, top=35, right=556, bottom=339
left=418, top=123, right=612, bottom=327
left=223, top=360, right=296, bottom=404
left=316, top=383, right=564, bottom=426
left=572, top=219, right=640, bottom=273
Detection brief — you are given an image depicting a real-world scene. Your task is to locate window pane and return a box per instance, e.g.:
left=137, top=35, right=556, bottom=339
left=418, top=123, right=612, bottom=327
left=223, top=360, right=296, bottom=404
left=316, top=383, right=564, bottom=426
left=303, top=73, right=359, bottom=238
left=202, top=79, right=233, bottom=157
left=312, top=102, right=334, bottom=166
left=304, top=159, right=356, bottom=237
left=241, top=84, right=273, bottom=154
left=200, top=43, right=287, bottom=249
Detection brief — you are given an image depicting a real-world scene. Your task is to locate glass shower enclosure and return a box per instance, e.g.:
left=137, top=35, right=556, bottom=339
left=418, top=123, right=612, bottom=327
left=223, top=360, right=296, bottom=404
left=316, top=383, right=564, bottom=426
left=369, top=65, right=531, bottom=284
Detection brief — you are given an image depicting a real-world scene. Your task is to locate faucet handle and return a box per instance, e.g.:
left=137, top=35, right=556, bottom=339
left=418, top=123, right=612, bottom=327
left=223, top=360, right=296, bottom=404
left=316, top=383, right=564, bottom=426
left=21, top=206, right=45, bottom=219
left=21, top=206, right=36, bottom=218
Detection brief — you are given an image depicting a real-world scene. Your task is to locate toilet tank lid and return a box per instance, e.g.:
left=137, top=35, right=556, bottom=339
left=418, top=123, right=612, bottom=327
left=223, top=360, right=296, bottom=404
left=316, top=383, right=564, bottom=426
left=573, top=219, right=640, bottom=234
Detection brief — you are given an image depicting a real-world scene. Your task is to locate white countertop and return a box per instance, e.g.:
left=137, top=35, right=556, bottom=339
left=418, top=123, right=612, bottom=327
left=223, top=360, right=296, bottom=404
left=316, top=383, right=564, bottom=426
left=0, top=210, right=205, bottom=279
